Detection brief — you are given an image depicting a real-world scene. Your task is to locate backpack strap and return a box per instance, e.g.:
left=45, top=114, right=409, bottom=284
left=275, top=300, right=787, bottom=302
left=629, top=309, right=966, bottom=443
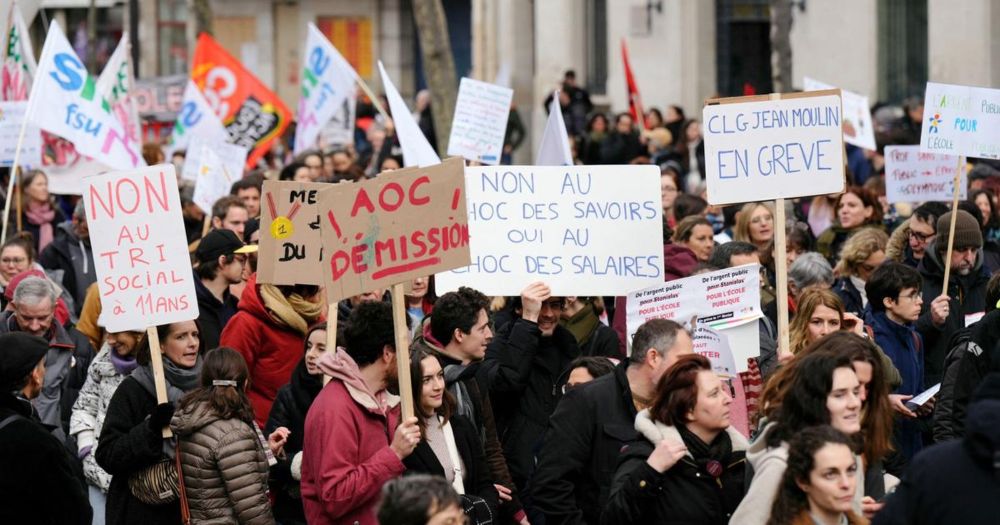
left=0, top=413, right=21, bottom=433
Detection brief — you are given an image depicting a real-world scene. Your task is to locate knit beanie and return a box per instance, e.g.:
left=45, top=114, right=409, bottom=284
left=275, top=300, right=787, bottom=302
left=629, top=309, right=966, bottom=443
left=0, top=333, right=49, bottom=390
left=937, top=210, right=983, bottom=251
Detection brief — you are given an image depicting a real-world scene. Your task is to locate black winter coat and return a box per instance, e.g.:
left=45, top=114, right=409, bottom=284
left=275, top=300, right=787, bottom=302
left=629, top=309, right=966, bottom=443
left=0, top=393, right=91, bottom=525
left=194, top=276, right=239, bottom=353
left=933, top=313, right=998, bottom=442
left=403, top=414, right=500, bottom=514
left=531, top=361, right=640, bottom=525
left=95, top=377, right=182, bottom=525
left=37, top=222, right=95, bottom=315
left=484, top=318, right=580, bottom=492
left=602, top=417, right=748, bottom=525
left=265, top=358, right=323, bottom=525
left=833, top=276, right=865, bottom=317
left=916, top=244, right=990, bottom=387
left=873, top=389, right=1000, bottom=525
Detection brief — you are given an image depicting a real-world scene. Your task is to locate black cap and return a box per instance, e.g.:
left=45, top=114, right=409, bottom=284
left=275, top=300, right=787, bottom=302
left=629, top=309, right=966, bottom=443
left=0, top=333, right=49, bottom=389
left=195, top=229, right=257, bottom=265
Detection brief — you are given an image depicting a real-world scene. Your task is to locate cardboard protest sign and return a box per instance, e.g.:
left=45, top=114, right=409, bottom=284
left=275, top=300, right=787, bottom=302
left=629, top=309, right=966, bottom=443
left=692, top=326, right=738, bottom=377
left=294, top=23, right=358, bottom=155
left=256, top=180, right=330, bottom=286
left=703, top=90, right=845, bottom=205
left=182, top=140, right=248, bottom=183
left=26, top=21, right=143, bottom=170
left=921, top=82, right=1000, bottom=159
left=884, top=145, right=965, bottom=203
left=447, top=77, right=513, bottom=165
left=435, top=165, right=664, bottom=296
left=192, top=145, right=243, bottom=214
left=803, top=77, right=876, bottom=151
left=319, top=157, right=468, bottom=301
left=192, top=33, right=292, bottom=168
left=84, top=164, right=198, bottom=333
left=0, top=100, right=40, bottom=166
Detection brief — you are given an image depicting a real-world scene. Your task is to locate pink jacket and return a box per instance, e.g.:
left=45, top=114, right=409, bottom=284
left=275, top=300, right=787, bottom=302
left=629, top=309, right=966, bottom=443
left=301, top=351, right=404, bottom=525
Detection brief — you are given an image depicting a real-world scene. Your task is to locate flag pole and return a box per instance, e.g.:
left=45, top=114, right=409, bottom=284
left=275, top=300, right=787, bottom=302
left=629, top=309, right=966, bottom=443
left=352, top=72, right=391, bottom=124
left=1, top=99, right=34, bottom=246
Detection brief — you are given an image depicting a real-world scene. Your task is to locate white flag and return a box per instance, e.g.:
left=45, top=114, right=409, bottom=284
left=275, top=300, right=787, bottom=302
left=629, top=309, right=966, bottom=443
left=535, top=90, right=574, bottom=166
left=294, top=23, right=357, bottom=155
left=1, top=2, right=36, bottom=101
left=378, top=60, right=440, bottom=168
left=192, top=145, right=242, bottom=214
left=96, top=33, right=142, bottom=145
left=169, top=80, right=229, bottom=153
left=183, top=139, right=247, bottom=183
left=25, top=21, right=142, bottom=170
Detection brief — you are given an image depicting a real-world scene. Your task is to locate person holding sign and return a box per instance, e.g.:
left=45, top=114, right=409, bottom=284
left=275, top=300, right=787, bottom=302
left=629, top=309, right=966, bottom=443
left=301, top=302, right=420, bottom=525
left=915, top=210, right=989, bottom=388
left=95, top=321, right=203, bottom=525
left=603, top=353, right=749, bottom=525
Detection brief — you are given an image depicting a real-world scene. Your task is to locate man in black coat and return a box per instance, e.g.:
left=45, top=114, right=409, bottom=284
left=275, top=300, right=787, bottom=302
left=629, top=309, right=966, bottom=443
left=0, top=332, right=91, bottom=524
left=916, top=210, right=990, bottom=388
left=193, top=229, right=256, bottom=350
left=531, top=318, right=693, bottom=525
left=874, top=373, right=1000, bottom=525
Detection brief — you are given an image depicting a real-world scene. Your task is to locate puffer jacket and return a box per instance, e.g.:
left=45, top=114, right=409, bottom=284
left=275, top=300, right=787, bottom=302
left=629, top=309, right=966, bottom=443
left=171, top=399, right=275, bottom=525
left=69, top=344, right=133, bottom=491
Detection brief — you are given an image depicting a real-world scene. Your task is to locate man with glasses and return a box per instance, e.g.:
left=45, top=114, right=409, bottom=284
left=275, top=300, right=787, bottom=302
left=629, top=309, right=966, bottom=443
left=896, top=202, right=948, bottom=268
left=865, top=261, right=931, bottom=460
left=917, top=210, right=990, bottom=389
left=194, top=229, right=257, bottom=350
left=484, top=281, right=580, bottom=510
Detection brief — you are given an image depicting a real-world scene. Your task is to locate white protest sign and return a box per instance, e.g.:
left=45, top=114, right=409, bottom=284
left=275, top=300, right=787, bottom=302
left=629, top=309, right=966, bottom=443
left=884, top=145, right=964, bottom=203
left=803, top=77, right=876, bottom=151
left=447, top=77, right=513, bottom=165
left=692, top=326, right=738, bottom=377
left=85, top=164, right=198, bottom=333
left=0, top=101, right=41, bottom=167
left=182, top=140, right=248, bottom=182
left=192, top=146, right=240, bottom=214
left=319, top=92, right=356, bottom=147
left=435, top=165, right=664, bottom=296
left=921, top=82, right=1000, bottom=159
left=703, top=91, right=845, bottom=205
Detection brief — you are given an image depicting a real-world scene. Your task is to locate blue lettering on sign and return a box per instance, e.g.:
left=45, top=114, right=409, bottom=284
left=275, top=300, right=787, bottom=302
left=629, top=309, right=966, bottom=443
left=64, top=104, right=102, bottom=137
left=570, top=255, right=662, bottom=278
left=560, top=172, right=592, bottom=194
left=526, top=255, right=563, bottom=275
left=721, top=139, right=833, bottom=180
left=451, top=255, right=512, bottom=274
left=507, top=228, right=542, bottom=244
left=481, top=171, right=535, bottom=194
left=178, top=101, right=203, bottom=128
left=308, top=47, right=331, bottom=76
left=953, top=118, right=978, bottom=132
left=51, top=52, right=85, bottom=91
left=707, top=113, right=749, bottom=134
left=717, top=150, right=750, bottom=179
left=469, top=201, right=509, bottom=221
left=522, top=202, right=559, bottom=220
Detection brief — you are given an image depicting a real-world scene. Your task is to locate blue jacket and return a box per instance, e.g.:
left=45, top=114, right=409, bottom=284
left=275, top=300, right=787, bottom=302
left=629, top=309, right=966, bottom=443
left=866, top=310, right=924, bottom=461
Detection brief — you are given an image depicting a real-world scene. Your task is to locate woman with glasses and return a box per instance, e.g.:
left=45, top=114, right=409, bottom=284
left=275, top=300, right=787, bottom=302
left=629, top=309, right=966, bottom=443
left=0, top=234, right=36, bottom=309
left=832, top=228, right=889, bottom=316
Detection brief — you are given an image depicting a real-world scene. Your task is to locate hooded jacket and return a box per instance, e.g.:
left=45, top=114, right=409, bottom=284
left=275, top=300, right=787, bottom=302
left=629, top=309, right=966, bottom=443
left=171, top=399, right=275, bottom=525
left=728, top=423, right=865, bottom=525
left=38, top=221, right=95, bottom=315
left=603, top=410, right=749, bottom=525
left=300, top=351, right=404, bottom=525
left=873, top=377, right=1000, bottom=525
left=612, top=242, right=699, bottom=355
left=915, top=242, right=990, bottom=387
left=220, top=273, right=309, bottom=427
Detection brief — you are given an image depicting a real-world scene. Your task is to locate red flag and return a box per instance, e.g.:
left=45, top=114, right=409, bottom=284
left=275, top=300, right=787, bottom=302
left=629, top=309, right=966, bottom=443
left=621, top=39, right=646, bottom=129
left=191, top=33, right=292, bottom=169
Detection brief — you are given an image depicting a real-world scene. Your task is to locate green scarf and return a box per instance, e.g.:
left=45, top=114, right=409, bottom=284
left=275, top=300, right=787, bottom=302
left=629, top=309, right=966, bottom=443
left=560, top=303, right=600, bottom=348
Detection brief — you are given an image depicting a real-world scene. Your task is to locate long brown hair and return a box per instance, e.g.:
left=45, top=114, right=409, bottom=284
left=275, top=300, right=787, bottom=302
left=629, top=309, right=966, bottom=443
left=788, top=288, right=844, bottom=354
left=410, top=344, right=456, bottom=439
left=177, top=347, right=255, bottom=424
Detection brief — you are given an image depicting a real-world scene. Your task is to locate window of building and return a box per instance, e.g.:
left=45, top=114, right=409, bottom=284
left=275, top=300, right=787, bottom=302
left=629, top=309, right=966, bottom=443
left=585, top=0, right=608, bottom=95
left=157, top=0, right=188, bottom=76
left=877, top=0, right=927, bottom=103
left=716, top=0, right=772, bottom=97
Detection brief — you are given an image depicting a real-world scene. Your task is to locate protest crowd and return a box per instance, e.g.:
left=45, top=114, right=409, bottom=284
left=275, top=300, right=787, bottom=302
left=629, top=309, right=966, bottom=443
left=2, top=6, right=1000, bottom=525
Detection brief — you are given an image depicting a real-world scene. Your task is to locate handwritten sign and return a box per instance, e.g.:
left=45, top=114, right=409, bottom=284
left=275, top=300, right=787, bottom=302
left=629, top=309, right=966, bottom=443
left=182, top=140, right=248, bottom=182
left=319, top=157, right=469, bottom=300
left=192, top=146, right=240, bottom=214
left=85, top=164, right=198, bottom=332
left=921, top=82, right=1000, bottom=159
left=803, top=77, right=876, bottom=151
left=884, top=145, right=964, bottom=203
left=446, top=77, right=513, bottom=165
left=703, top=90, right=845, bottom=205
left=256, top=180, right=330, bottom=286
left=435, top=165, right=664, bottom=296
left=692, top=326, right=738, bottom=377
left=625, top=264, right=762, bottom=342
left=0, top=101, right=41, bottom=167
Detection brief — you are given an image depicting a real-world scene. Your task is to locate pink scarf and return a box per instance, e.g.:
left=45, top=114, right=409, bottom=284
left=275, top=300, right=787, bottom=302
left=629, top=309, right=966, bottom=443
left=25, top=201, right=55, bottom=252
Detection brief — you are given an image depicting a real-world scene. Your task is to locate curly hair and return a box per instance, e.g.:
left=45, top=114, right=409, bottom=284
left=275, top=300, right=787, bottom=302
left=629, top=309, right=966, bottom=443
left=429, top=286, right=489, bottom=346
left=833, top=227, right=888, bottom=277
left=344, top=301, right=396, bottom=367
left=767, top=425, right=857, bottom=525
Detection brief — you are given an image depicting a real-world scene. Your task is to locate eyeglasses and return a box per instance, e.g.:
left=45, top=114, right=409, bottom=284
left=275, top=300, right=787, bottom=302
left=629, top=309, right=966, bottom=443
left=541, top=299, right=566, bottom=311
left=897, top=292, right=922, bottom=301
left=908, top=230, right=933, bottom=243
left=1, top=257, right=26, bottom=265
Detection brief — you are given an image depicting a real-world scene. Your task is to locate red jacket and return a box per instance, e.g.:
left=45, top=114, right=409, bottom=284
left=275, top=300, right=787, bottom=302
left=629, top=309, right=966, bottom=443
left=219, top=273, right=307, bottom=427
left=301, top=352, right=404, bottom=525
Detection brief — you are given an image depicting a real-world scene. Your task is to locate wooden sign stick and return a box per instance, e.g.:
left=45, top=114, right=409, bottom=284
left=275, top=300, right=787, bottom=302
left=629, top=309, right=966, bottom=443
left=145, top=326, right=173, bottom=438
left=323, top=306, right=337, bottom=386
left=941, top=155, right=965, bottom=293
left=391, top=282, right=415, bottom=420
left=774, top=198, right=791, bottom=357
